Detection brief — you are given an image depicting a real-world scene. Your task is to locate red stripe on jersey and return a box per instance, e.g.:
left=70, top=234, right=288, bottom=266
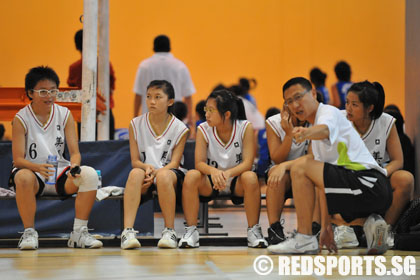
left=62, top=109, right=69, bottom=127
left=240, top=121, right=249, bottom=139
left=212, top=127, right=225, bottom=147
left=225, top=121, right=237, bottom=149
left=28, top=105, right=43, bottom=128
left=199, top=125, right=209, bottom=143
left=43, top=104, right=55, bottom=130
left=175, top=127, right=189, bottom=145
left=16, top=114, right=28, bottom=134
left=131, top=119, right=138, bottom=141
left=56, top=166, right=71, bottom=193
left=145, top=113, right=156, bottom=138
left=158, top=116, right=175, bottom=140
left=267, top=119, right=281, bottom=137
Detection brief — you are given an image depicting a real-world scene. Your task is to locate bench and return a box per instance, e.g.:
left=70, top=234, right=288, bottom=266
left=0, top=139, right=269, bottom=239
left=0, top=140, right=154, bottom=239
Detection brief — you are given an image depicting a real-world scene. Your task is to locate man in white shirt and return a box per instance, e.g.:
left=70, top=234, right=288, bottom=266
left=133, top=35, right=195, bottom=125
left=267, top=77, right=392, bottom=255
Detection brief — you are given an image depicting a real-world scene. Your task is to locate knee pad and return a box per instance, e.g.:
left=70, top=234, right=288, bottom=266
left=73, top=166, right=98, bottom=192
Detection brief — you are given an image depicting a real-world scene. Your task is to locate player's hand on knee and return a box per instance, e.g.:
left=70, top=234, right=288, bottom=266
left=267, top=164, right=286, bottom=188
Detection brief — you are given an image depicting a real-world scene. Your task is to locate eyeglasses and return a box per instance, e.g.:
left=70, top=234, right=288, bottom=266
left=285, top=89, right=310, bottom=107
left=204, top=106, right=218, bottom=113
left=32, top=89, right=59, bottom=97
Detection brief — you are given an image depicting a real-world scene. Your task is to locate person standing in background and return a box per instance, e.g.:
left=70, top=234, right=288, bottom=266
left=310, top=67, right=330, bottom=104
left=229, top=85, right=265, bottom=131
left=195, top=100, right=206, bottom=128
left=331, top=61, right=352, bottom=109
left=67, top=29, right=117, bottom=140
left=239, top=77, right=257, bottom=107
left=133, top=35, right=195, bottom=128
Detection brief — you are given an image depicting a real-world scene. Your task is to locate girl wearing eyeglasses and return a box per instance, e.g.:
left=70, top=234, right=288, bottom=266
left=10, top=66, right=102, bottom=250
left=121, top=80, right=189, bottom=250
left=179, top=89, right=267, bottom=248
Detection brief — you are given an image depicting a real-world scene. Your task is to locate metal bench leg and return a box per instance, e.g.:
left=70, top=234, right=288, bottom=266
left=120, top=199, right=124, bottom=233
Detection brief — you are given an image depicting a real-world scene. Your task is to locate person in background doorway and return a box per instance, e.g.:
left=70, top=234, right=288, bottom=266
left=67, top=29, right=116, bottom=140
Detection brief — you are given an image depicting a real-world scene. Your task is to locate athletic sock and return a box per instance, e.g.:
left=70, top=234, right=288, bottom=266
left=73, top=218, right=88, bottom=232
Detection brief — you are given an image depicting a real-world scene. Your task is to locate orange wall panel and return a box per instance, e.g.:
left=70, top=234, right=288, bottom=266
left=0, top=0, right=405, bottom=140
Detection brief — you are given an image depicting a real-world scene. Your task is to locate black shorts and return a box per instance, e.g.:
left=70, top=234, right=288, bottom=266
left=323, top=163, right=393, bottom=222
left=8, top=166, right=70, bottom=197
left=199, top=175, right=244, bottom=205
left=140, top=168, right=185, bottom=205
left=264, top=168, right=293, bottom=200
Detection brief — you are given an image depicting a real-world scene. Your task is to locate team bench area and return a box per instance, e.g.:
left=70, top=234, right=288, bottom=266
left=0, top=139, right=263, bottom=246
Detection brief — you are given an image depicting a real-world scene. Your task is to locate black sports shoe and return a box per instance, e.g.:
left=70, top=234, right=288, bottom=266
left=352, top=225, right=367, bottom=248
left=312, top=222, right=321, bottom=236
left=267, top=221, right=285, bottom=245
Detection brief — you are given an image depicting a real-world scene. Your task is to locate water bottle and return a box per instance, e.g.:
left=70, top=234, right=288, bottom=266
left=96, top=170, right=102, bottom=188
left=46, top=155, right=58, bottom=185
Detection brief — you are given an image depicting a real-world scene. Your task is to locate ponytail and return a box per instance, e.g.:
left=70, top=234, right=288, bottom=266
left=207, top=89, right=247, bottom=123
left=372, top=81, right=385, bottom=119
left=236, top=97, right=247, bottom=120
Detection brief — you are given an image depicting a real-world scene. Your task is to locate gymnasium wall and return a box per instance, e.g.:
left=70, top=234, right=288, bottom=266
left=0, top=0, right=405, bottom=139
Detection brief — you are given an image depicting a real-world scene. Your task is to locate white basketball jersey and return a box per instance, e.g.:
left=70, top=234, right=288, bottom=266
left=266, top=113, right=309, bottom=161
left=198, top=120, right=250, bottom=171
left=15, top=103, right=71, bottom=178
left=358, top=113, right=395, bottom=168
left=131, top=113, right=189, bottom=171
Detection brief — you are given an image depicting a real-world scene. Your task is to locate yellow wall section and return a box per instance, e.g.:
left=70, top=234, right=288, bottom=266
left=0, top=0, right=405, bottom=139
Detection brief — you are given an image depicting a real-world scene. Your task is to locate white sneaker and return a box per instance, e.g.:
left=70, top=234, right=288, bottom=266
left=158, top=228, right=177, bottom=249
left=121, top=228, right=141, bottom=250
left=334, top=225, right=359, bottom=249
left=68, top=226, right=103, bottom=249
left=363, top=214, right=389, bottom=255
left=18, top=228, right=38, bottom=250
left=268, top=232, right=319, bottom=254
left=178, top=226, right=199, bottom=248
left=247, top=224, right=268, bottom=248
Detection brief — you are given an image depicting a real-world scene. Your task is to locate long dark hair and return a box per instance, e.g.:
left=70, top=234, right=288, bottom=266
left=207, top=89, right=246, bottom=123
left=347, top=81, right=384, bottom=120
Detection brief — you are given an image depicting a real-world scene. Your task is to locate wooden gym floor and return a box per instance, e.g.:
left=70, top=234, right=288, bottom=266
left=1, top=206, right=420, bottom=279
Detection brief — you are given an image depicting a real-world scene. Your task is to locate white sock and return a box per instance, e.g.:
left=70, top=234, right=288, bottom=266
left=73, top=218, right=88, bottom=232
left=24, top=227, right=35, bottom=232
